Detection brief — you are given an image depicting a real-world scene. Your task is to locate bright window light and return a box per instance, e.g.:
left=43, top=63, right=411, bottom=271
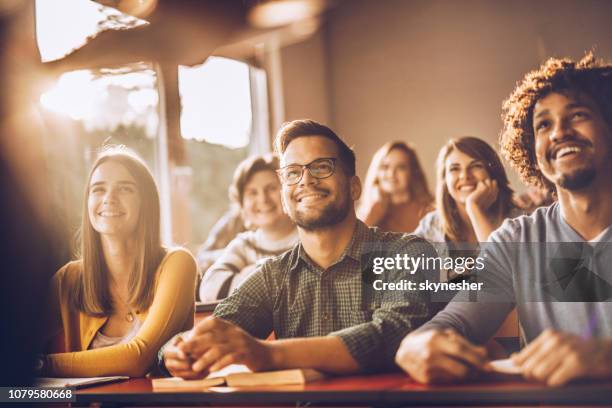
left=179, top=57, right=252, bottom=149
left=39, top=66, right=159, bottom=136
left=35, top=0, right=147, bottom=62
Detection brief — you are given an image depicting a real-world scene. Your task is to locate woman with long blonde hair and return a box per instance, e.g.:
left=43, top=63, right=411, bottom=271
left=40, top=146, right=197, bottom=377
left=358, top=141, right=433, bottom=232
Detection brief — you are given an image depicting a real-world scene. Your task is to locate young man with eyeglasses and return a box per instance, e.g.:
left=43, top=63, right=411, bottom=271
left=161, top=119, right=438, bottom=377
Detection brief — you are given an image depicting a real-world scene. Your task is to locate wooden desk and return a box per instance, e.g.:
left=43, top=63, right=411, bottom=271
left=76, top=373, right=612, bottom=407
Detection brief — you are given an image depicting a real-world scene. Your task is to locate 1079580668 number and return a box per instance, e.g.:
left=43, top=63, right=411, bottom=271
left=1, top=387, right=75, bottom=403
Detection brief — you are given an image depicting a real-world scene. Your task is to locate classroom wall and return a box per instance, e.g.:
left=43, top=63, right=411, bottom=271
left=281, top=28, right=332, bottom=125
left=280, top=0, right=612, bottom=193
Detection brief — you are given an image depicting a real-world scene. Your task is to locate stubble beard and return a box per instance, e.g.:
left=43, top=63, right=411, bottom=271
left=291, top=196, right=351, bottom=231
left=557, top=166, right=597, bottom=191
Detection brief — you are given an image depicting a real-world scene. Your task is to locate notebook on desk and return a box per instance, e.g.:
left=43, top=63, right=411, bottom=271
left=152, top=364, right=325, bottom=390
left=35, top=376, right=129, bottom=388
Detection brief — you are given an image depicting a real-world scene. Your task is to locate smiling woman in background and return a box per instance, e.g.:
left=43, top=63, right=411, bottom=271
left=40, top=146, right=196, bottom=377
left=199, top=153, right=297, bottom=302
left=358, top=141, right=434, bottom=233
left=415, top=136, right=522, bottom=280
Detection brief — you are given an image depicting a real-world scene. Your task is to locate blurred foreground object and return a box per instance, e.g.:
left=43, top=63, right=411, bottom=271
left=0, top=1, right=60, bottom=386
left=48, top=0, right=246, bottom=70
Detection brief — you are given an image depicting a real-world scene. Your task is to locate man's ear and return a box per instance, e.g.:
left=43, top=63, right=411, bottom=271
left=350, top=175, right=362, bottom=201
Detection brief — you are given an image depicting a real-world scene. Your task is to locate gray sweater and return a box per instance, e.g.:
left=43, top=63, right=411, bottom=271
left=420, top=202, right=612, bottom=344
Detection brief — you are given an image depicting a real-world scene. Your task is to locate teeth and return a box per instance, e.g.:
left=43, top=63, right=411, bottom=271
left=299, top=194, right=325, bottom=202
left=99, top=211, right=123, bottom=217
left=555, top=146, right=582, bottom=159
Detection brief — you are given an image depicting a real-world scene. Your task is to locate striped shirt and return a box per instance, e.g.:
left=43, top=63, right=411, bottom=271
left=200, top=229, right=299, bottom=301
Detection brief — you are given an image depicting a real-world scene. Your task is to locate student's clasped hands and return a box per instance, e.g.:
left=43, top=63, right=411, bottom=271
left=396, top=328, right=612, bottom=386
left=164, top=317, right=274, bottom=379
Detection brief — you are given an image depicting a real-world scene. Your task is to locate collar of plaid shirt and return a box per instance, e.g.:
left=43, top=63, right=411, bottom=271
left=289, top=220, right=372, bottom=273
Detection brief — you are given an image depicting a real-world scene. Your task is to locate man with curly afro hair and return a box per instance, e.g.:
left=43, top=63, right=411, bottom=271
left=500, top=52, right=612, bottom=193
left=396, top=53, right=612, bottom=388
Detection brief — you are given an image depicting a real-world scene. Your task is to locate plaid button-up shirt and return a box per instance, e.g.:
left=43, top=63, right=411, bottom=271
left=214, top=220, right=438, bottom=372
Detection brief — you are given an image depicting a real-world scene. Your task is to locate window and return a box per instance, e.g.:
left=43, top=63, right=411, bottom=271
left=38, top=64, right=160, bottom=249
left=178, top=57, right=270, bottom=249
left=36, top=0, right=271, bottom=253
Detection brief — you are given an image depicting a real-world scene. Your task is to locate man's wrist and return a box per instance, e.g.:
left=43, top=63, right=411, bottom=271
left=157, top=334, right=183, bottom=377
left=265, top=340, right=284, bottom=370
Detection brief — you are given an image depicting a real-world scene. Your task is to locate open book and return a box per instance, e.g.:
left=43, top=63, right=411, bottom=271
left=35, top=376, right=129, bottom=388
left=152, top=364, right=325, bottom=390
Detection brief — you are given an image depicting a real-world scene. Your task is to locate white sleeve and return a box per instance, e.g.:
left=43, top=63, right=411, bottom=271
left=199, top=235, right=250, bottom=301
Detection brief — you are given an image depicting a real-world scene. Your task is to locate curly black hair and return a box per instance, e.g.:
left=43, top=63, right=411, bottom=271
left=500, top=52, right=612, bottom=192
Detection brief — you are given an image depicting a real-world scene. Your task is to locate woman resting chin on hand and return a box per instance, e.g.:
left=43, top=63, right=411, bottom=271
left=414, top=136, right=523, bottom=281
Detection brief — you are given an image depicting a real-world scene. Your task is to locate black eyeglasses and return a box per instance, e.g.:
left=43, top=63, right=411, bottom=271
left=276, top=157, right=337, bottom=186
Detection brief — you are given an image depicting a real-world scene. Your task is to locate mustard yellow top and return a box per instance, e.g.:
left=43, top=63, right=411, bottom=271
left=43, top=248, right=197, bottom=377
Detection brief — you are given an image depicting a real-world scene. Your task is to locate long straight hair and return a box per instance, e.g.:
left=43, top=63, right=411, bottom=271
left=436, top=137, right=515, bottom=242
left=73, top=147, right=166, bottom=316
left=361, top=141, right=433, bottom=210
